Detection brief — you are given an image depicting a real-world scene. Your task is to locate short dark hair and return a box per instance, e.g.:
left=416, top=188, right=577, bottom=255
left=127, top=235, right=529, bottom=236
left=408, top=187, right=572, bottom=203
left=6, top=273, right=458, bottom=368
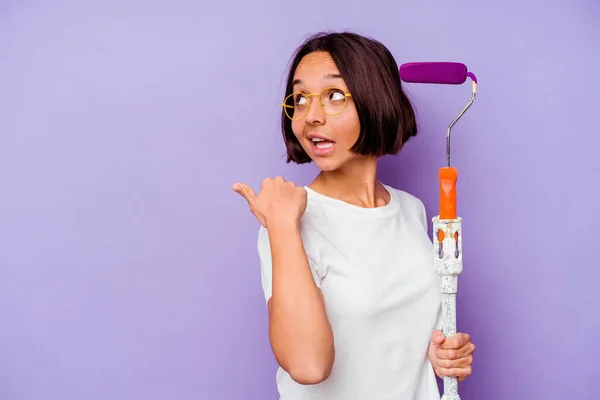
left=281, top=31, right=418, bottom=164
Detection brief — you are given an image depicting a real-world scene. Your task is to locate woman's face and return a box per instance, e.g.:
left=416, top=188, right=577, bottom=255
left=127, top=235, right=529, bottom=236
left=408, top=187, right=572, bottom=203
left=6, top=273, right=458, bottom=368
left=290, top=51, right=362, bottom=172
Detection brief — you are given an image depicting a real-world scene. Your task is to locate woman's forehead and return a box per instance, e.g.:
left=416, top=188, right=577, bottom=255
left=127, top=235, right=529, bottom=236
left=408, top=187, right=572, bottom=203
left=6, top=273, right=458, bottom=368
left=293, top=52, right=344, bottom=88
left=295, top=53, right=339, bottom=77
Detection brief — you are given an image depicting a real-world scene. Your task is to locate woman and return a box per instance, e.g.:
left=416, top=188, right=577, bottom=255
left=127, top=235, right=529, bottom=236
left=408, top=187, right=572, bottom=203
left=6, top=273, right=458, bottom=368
left=233, top=31, right=475, bottom=399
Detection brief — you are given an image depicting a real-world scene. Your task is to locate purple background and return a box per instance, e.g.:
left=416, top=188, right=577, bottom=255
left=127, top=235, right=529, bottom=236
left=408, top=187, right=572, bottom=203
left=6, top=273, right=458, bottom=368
left=1, top=1, right=598, bottom=399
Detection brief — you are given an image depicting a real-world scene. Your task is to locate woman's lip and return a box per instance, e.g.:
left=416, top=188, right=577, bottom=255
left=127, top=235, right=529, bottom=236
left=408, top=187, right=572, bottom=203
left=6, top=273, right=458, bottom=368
left=306, top=132, right=334, bottom=141
left=310, top=139, right=336, bottom=156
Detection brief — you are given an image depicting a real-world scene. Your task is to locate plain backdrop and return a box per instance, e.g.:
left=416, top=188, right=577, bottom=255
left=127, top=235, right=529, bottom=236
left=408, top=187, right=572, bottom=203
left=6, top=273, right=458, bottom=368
left=1, top=0, right=599, bottom=399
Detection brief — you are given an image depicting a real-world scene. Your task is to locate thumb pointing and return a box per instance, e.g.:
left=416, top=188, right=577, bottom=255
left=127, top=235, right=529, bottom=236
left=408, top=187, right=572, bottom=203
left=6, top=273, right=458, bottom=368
left=232, top=183, right=257, bottom=205
left=431, top=330, right=446, bottom=346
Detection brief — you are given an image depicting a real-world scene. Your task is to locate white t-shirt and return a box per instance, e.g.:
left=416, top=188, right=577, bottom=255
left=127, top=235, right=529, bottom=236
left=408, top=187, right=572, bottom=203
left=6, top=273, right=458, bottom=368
left=257, top=183, right=442, bottom=400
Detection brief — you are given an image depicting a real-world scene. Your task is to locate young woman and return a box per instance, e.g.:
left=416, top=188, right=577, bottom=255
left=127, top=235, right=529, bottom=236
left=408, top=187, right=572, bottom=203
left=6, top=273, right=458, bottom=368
left=233, top=31, right=475, bottom=399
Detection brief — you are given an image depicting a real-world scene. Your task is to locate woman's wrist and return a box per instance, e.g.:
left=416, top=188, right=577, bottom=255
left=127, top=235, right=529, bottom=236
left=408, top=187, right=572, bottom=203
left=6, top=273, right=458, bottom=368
left=267, top=214, right=300, bottom=232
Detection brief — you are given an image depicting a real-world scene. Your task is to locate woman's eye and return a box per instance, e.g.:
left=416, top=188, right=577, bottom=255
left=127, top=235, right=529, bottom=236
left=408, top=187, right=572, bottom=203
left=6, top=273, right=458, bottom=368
left=295, top=95, right=307, bottom=105
left=329, top=90, right=345, bottom=101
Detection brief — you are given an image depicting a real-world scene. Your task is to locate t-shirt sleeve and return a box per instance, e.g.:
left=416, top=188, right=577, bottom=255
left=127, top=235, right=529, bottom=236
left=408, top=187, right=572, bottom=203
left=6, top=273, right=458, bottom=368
left=416, top=197, right=442, bottom=331
left=416, top=197, right=429, bottom=233
left=434, top=305, right=443, bottom=331
left=257, top=225, right=322, bottom=304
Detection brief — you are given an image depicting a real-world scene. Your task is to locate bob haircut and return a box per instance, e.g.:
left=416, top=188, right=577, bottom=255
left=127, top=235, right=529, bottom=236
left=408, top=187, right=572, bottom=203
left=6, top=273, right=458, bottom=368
left=281, top=31, right=418, bottom=164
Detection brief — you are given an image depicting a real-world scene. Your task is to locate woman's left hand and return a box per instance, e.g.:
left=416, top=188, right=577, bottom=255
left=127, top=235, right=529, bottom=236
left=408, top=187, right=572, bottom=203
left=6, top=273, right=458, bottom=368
left=428, top=330, right=475, bottom=382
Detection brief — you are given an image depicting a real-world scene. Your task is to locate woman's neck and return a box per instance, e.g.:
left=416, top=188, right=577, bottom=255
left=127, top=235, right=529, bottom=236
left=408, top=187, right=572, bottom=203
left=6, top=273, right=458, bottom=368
left=309, top=156, right=390, bottom=208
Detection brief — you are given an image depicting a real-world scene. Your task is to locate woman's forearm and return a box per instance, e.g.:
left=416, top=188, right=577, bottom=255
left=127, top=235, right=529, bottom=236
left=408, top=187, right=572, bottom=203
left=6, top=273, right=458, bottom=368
left=267, top=220, right=335, bottom=384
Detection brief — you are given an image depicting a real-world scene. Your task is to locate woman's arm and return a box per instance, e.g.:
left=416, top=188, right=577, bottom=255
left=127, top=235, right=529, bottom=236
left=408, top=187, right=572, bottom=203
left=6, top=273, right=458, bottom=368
left=267, top=219, right=335, bottom=385
left=232, top=177, right=334, bottom=384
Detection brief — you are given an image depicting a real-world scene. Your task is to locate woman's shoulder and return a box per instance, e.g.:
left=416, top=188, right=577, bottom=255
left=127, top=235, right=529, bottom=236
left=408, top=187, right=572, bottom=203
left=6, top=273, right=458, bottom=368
left=383, top=184, right=425, bottom=210
left=382, top=184, right=428, bottom=230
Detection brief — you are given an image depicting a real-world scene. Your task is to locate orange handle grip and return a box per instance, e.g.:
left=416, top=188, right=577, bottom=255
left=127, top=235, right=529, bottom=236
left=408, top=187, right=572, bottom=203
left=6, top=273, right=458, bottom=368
left=439, top=167, right=457, bottom=220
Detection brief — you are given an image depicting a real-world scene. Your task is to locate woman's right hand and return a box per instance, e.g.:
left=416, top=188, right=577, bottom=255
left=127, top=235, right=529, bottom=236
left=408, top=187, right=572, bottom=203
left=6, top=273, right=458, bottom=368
left=232, top=176, right=307, bottom=229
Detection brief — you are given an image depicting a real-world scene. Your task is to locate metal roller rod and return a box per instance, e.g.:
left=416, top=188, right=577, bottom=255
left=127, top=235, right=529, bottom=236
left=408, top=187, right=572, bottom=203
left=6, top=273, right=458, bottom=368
left=433, top=217, right=463, bottom=400
left=446, top=82, right=477, bottom=167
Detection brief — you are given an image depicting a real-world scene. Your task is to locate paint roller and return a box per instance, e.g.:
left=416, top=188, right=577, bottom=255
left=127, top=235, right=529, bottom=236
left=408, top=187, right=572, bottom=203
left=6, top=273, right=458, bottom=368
left=399, top=62, right=478, bottom=400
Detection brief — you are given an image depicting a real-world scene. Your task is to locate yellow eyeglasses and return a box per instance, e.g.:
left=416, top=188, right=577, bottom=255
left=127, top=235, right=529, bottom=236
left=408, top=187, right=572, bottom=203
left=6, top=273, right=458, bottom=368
left=282, top=87, right=352, bottom=121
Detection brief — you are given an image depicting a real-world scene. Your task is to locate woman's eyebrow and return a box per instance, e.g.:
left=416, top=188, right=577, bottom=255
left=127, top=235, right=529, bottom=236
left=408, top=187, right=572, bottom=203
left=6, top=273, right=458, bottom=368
left=292, top=73, right=343, bottom=87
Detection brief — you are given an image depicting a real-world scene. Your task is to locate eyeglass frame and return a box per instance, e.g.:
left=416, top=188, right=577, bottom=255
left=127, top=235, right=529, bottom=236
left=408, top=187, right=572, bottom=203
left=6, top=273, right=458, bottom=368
left=281, top=87, right=352, bottom=121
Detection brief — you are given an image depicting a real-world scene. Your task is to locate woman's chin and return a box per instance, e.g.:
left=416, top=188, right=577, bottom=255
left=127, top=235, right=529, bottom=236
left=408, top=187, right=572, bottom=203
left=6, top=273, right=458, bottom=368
left=312, top=157, right=342, bottom=172
left=311, top=152, right=375, bottom=173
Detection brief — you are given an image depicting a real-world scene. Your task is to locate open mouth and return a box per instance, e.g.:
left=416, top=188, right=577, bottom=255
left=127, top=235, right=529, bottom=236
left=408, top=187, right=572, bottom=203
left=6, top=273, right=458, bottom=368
left=311, top=138, right=335, bottom=149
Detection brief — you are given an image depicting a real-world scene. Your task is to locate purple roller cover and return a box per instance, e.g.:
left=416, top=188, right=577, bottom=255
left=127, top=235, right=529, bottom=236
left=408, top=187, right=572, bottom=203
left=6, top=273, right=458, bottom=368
left=399, top=62, right=477, bottom=84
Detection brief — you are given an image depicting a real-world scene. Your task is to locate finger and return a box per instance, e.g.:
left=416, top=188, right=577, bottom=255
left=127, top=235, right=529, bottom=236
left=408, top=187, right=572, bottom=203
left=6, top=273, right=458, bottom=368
left=437, top=343, right=475, bottom=360
left=438, top=366, right=472, bottom=381
left=438, top=367, right=472, bottom=380
left=436, top=354, right=473, bottom=370
left=260, top=177, right=272, bottom=190
left=430, top=330, right=446, bottom=346
left=232, top=183, right=257, bottom=204
left=440, top=333, right=471, bottom=350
